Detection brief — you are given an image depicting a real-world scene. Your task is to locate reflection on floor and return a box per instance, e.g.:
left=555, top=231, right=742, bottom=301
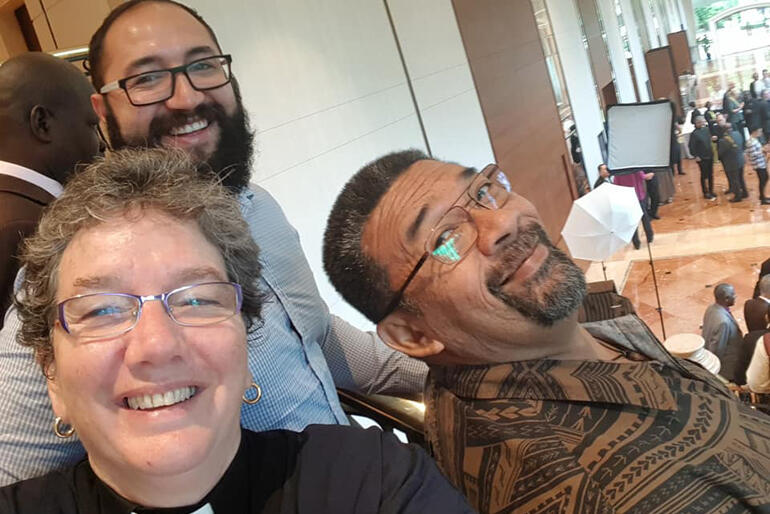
left=584, top=157, right=770, bottom=341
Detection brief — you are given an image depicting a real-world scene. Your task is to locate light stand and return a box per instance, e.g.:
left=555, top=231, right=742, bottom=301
left=646, top=240, right=666, bottom=340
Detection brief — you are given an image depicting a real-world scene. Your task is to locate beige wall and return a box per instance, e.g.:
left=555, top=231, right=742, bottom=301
left=0, top=0, right=28, bottom=61
left=20, top=0, right=117, bottom=53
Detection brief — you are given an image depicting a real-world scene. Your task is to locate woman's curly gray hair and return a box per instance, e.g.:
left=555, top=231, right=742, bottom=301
left=15, top=147, right=262, bottom=374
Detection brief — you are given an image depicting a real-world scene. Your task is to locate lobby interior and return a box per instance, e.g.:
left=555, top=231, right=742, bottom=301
left=0, top=0, right=768, bottom=343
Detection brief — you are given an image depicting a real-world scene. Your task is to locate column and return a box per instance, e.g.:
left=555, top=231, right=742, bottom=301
left=638, top=0, right=661, bottom=48
left=545, top=0, right=606, bottom=186
left=596, top=0, right=637, bottom=102
left=680, top=0, right=698, bottom=50
left=651, top=0, right=670, bottom=36
left=619, top=0, right=651, bottom=100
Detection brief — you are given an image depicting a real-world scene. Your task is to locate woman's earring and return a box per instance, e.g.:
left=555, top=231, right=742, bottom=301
left=53, top=417, right=75, bottom=439
left=242, top=381, right=262, bottom=405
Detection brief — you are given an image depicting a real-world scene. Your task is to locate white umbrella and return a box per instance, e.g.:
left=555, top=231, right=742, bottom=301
left=561, top=182, right=642, bottom=261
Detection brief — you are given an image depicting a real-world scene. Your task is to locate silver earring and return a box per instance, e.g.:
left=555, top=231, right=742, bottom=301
left=242, top=382, right=262, bottom=405
left=53, top=417, right=75, bottom=439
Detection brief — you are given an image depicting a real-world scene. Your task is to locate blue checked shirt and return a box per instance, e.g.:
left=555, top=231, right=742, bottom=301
left=0, top=185, right=427, bottom=485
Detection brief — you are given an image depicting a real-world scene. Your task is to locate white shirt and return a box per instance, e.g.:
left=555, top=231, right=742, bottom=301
left=746, top=332, right=770, bottom=393
left=0, top=160, right=62, bottom=198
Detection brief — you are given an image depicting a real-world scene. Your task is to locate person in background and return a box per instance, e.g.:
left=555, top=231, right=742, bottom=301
left=569, top=124, right=582, bottom=165
left=593, top=163, right=611, bottom=189
left=0, top=53, right=102, bottom=329
left=744, top=90, right=761, bottom=135
left=760, top=89, right=770, bottom=144
left=688, top=100, right=700, bottom=126
left=322, top=150, right=770, bottom=513
left=718, top=122, right=748, bottom=202
left=0, top=148, right=471, bottom=513
left=745, top=127, right=770, bottom=204
left=745, top=275, right=770, bottom=332
left=750, top=71, right=762, bottom=99
left=704, top=100, right=718, bottom=134
left=689, top=116, right=716, bottom=200
left=702, top=283, right=743, bottom=362
left=671, top=117, right=685, bottom=175
left=763, top=69, right=770, bottom=90
left=724, top=87, right=744, bottom=135
left=745, top=326, right=770, bottom=394
left=613, top=170, right=654, bottom=249
left=755, top=258, right=770, bottom=298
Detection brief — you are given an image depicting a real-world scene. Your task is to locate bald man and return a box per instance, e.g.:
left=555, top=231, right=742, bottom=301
left=0, top=53, right=102, bottom=325
left=702, top=283, right=744, bottom=366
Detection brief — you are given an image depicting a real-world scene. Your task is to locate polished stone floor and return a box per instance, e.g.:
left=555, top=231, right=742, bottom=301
left=584, top=157, right=770, bottom=341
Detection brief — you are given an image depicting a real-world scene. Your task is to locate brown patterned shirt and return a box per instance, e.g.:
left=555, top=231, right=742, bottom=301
left=425, top=315, right=770, bottom=513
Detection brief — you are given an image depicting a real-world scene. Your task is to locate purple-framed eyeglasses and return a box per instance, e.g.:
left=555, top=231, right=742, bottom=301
left=377, top=164, right=511, bottom=322
left=57, top=281, right=243, bottom=339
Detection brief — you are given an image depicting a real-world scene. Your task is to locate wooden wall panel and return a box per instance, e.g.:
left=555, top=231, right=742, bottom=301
left=667, top=30, right=692, bottom=75
left=452, top=0, right=576, bottom=241
left=645, top=46, right=682, bottom=115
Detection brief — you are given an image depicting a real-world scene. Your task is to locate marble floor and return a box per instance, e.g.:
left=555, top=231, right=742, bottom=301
left=583, top=157, right=770, bottom=341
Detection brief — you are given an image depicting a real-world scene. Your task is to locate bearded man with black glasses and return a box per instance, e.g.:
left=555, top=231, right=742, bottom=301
left=323, top=149, right=770, bottom=514
left=0, top=0, right=426, bottom=484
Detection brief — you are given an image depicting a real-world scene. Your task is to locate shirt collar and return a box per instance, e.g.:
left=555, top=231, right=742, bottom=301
left=0, top=160, right=63, bottom=198
left=760, top=296, right=770, bottom=304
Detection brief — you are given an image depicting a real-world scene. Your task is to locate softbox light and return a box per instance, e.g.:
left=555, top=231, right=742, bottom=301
left=606, top=100, right=674, bottom=174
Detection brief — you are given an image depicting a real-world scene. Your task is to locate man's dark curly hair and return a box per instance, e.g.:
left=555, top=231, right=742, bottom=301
left=323, top=149, right=428, bottom=323
left=87, top=0, right=222, bottom=91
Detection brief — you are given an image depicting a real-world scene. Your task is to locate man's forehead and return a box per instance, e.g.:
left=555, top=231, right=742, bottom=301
left=102, top=3, right=219, bottom=74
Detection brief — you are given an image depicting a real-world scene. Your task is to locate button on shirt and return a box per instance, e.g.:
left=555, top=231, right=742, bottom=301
left=0, top=184, right=428, bottom=485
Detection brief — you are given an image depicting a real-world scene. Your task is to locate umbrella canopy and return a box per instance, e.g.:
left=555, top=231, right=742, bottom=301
left=561, top=182, right=642, bottom=261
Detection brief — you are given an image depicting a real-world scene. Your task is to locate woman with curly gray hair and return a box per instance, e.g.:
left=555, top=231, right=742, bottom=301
left=0, top=148, right=471, bottom=513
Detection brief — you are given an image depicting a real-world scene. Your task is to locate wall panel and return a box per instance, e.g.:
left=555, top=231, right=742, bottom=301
left=452, top=0, right=576, bottom=240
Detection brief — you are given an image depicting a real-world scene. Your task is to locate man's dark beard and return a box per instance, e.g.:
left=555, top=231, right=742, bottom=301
left=104, top=97, right=254, bottom=193
left=486, top=224, right=586, bottom=326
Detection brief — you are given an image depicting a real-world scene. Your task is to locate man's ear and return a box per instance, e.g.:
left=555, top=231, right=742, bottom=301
left=91, top=93, right=107, bottom=122
left=377, top=311, right=444, bottom=359
left=29, top=105, right=53, bottom=143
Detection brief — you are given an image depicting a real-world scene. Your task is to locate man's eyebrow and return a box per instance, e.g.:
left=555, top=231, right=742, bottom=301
left=459, top=166, right=478, bottom=181
left=405, top=167, right=477, bottom=242
left=407, top=205, right=429, bottom=242
left=124, top=46, right=219, bottom=74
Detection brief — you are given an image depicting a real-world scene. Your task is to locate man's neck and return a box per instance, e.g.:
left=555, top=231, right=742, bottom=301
left=432, top=316, right=626, bottom=366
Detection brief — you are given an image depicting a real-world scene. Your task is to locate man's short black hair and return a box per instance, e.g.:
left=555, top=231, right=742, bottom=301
left=597, top=163, right=606, bottom=172
left=323, top=149, right=429, bottom=323
left=87, top=0, right=222, bottom=90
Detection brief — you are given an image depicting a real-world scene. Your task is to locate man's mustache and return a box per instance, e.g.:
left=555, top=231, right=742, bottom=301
left=146, top=103, right=228, bottom=145
left=486, top=223, right=550, bottom=290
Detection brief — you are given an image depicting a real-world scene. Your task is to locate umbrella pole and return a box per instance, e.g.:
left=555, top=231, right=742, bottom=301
left=646, top=241, right=666, bottom=340
left=601, top=261, right=608, bottom=281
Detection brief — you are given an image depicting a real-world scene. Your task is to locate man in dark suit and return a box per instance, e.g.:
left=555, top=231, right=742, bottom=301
left=0, top=53, right=102, bottom=326
left=746, top=275, right=770, bottom=332
left=689, top=116, right=716, bottom=199
left=717, top=123, right=748, bottom=202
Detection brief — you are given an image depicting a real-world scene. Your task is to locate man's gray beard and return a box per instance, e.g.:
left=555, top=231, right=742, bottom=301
left=486, top=224, right=586, bottom=327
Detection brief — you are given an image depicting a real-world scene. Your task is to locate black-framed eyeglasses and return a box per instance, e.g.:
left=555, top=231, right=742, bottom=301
left=99, top=54, right=233, bottom=107
left=57, top=281, right=243, bottom=339
left=378, top=164, right=511, bottom=322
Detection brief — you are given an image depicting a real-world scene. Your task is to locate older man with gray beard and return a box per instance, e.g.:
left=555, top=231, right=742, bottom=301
left=323, top=149, right=770, bottom=513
